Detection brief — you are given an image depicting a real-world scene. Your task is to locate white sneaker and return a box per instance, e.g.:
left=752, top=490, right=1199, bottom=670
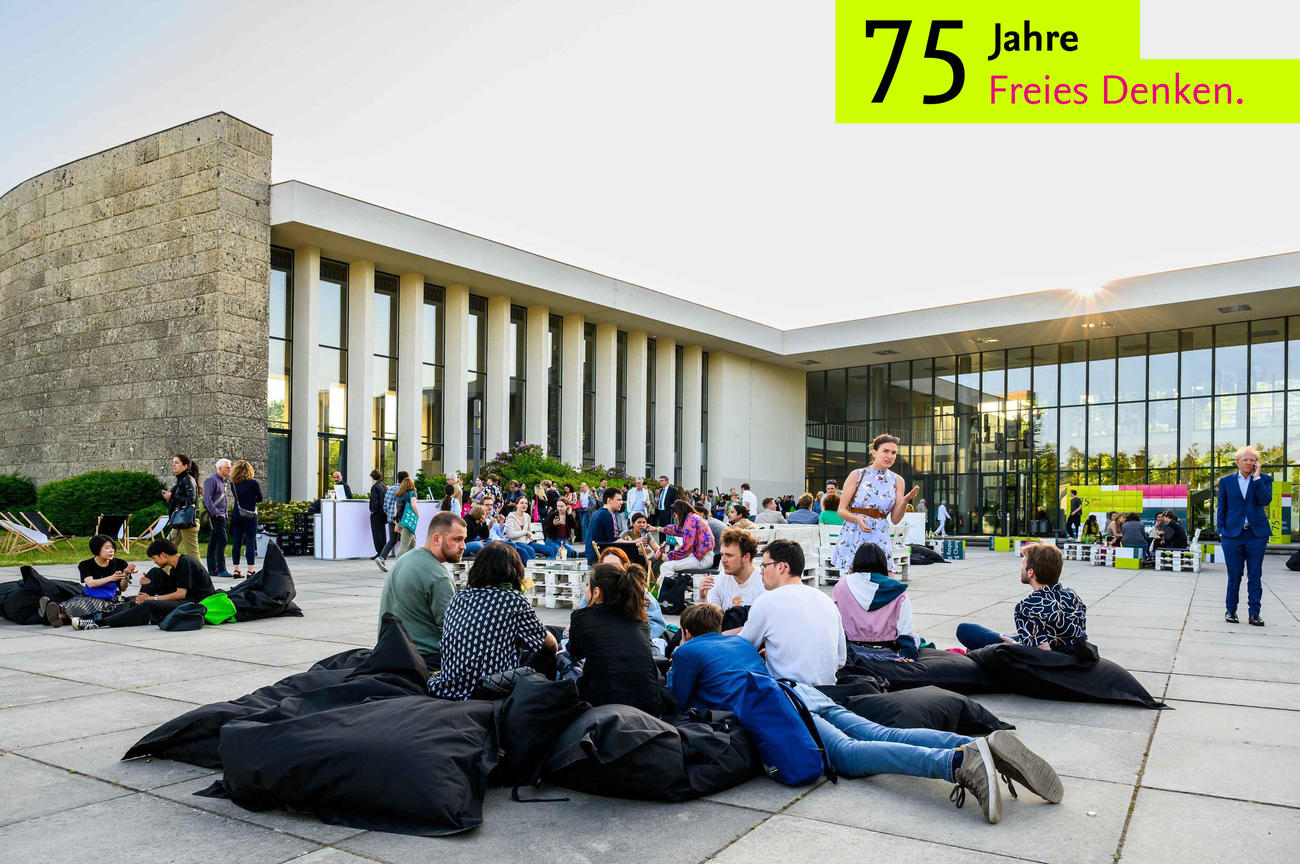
left=71, top=618, right=100, bottom=630
left=375, top=556, right=389, bottom=572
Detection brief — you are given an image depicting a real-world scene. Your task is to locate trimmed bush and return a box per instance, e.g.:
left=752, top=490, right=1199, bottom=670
left=129, top=502, right=169, bottom=533
left=0, top=473, right=37, bottom=511
left=37, top=471, right=167, bottom=536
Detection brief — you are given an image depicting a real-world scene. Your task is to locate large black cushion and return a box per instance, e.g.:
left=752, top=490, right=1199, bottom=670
left=840, top=686, right=1014, bottom=735
left=543, top=704, right=757, bottom=801
left=489, top=671, right=584, bottom=788
left=839, top=646, right=997, bottom=694
left=224, top=544, right=302, bottom=620
left=969, top=642, right=1167, bottom=709
left=1, top=567, right=83, bottom=625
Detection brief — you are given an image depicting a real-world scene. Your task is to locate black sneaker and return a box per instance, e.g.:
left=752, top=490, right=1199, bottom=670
left=986, top=730, right=1064, bottom=804
left=951, top=737, right=1001, bottom=824
left=375, top=556, right=389, bottom=573
left=44, top=600, right=65, bottom=628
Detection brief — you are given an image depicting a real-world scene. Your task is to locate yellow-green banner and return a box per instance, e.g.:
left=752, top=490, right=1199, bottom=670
left=836, top=2, right=1300, bottom=122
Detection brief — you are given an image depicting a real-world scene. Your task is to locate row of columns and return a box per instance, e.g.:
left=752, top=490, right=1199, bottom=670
left=286, top=247, right=710, bottom=500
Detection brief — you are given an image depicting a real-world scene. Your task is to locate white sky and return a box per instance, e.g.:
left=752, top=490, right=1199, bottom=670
left=2, top=1, right=1298, bottom=327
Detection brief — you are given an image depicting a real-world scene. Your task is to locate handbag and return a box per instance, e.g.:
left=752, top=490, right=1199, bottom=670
left=400, top=499, right=419, bottom=533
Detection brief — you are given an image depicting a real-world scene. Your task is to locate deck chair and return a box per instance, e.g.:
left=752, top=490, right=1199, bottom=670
left=96, top=513, right=131, bottom=550
left=1, top=518, right=57, bottom=554
left=20, top=510, right=77, bottom=550
left=129, top=514, right=170, bottom=549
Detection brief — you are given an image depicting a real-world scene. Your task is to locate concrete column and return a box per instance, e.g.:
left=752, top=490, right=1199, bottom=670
left=345, top=260, right=375, bottom=490
left=624, top=331, right=648, bottom=478
left=654, top=336, right=677, bottom=480
left=680, top=344, right=703, bottom=491
left=561, top=314, right=584, bottom=466
left=443, top=285, right=470, bottom=476
left=525, top=305, right=549, bottom=448
left=485, top=295, right=511, bottom=458
left=594, top=322, right=617, bottom=467
left=290, top=246, right=320, bottom=501
left=707, top=351, right=744, bottom=491
left=396, top=273, right=424, bottom=478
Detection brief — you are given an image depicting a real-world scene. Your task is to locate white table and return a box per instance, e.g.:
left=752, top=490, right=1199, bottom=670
left=315, top=500, right=376, bottom=560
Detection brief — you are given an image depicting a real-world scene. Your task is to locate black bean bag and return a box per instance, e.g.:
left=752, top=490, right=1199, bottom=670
left=123, top=614, right=429, bottom=768
left=206, top=695, right=497, bottom=836
left=839, top=686, right=1015, bottom=735
left=488, top=671, right=585, bottom=788
left=909, top=545, right=946, bottom=565
left=968, top=642, right=1167, bottom=709
left=543, top=704, right=757, bottom=801
left=224, top=544, right=303, bottom=620
left=839, top=646, right=997, bottom=694
left=0, top=566, right=84, bottom=625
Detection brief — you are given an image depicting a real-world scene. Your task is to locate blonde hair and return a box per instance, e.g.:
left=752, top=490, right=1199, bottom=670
left=468, top=503, right=487, bottom=521
left=231, top=460, right=254, bottom=484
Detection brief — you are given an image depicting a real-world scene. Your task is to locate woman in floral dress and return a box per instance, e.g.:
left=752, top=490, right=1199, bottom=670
left=832, top=434, right=920, bottom=572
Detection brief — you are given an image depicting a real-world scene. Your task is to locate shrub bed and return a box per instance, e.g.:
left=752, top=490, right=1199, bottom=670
left=37, top=471, right=166, bottom=536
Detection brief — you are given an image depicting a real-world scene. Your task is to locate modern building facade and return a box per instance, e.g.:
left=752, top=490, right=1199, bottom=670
left=3, top=113, right=1297, bottom=537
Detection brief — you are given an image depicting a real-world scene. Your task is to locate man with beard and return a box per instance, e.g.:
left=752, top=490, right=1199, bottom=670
left=378, top=511, right=467, bottom=669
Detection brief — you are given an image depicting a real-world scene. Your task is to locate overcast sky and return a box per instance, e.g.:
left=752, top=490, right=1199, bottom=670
left=3, top=1, right=1298, bottom=327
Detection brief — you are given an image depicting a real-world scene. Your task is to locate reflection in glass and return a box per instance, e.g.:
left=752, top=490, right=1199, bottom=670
left=1215, top=322, right=1248, bottom=395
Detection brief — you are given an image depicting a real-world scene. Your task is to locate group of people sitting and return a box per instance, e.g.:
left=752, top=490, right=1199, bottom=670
left=377, top=512, right=1071, bottom=824
left=40, top=535, right=216, bottom=630
left=1079, top=510, right=1188, bottom=563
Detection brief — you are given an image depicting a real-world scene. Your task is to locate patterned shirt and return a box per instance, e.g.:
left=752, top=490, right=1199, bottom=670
left=662, top=513, right=715, bottom=562
left=428, top=587, right=547, bottom=700
left=1014, top=585, right=1087, bottom=649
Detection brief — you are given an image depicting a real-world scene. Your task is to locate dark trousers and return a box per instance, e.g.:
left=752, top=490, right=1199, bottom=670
left=101, top=598, right=183, bottom=628
left=206, top=515, right=228, bottom=577
left=370, top=512, right=389, bottom=555
left=230, top=515, right=258, bottom=566
left=956, top=622, right=1007, bottom=650
left=1066, top=518, right=1081, bottom=538
left=1221, top=533, right=1267, bottom=616
left=377, top=523, right=401, bottom=559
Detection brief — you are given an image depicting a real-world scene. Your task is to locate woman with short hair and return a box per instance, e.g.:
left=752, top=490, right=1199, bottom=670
left=228, top=460, right=263, bottom=579
left=566, top=563, right=664, bottom=714
left=428, top=543, right=556, bottom=700
left=41, top=535, right=136, bottom=629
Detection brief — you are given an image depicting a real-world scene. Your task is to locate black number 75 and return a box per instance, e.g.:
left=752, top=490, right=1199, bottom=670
left=864, top=20, right=965, bottom=104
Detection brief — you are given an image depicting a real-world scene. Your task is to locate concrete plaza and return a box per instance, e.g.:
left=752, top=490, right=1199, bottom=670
left=1, top=549, right=1297, bottom=864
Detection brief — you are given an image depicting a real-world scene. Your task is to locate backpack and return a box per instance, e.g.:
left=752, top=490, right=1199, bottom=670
left=158, top=602, right=205, bottom=631
left=735, top=672, right=836, bottom=787
left=199, top=592, right=237, bottom=625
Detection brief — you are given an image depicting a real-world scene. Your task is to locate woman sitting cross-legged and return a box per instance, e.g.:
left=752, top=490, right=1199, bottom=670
left=833, top=543, right=920, bottom=660
left=427, top=542, right=557, bottom=700
left=500, top=496, right=539, bottom=562
left=565, top=562, right=666, bottom=715
left=462, top=503, right=492, bottom=556
left=539, top=497, right=579, bottom=558
left=41, top=534, right=136, bottom=629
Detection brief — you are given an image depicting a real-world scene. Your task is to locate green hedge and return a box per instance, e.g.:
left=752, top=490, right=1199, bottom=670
left=258, top=500, right=313, bottom=533
left=0, top=473, right=37, bottom=512
left=37, top=471, right=166, bottom=536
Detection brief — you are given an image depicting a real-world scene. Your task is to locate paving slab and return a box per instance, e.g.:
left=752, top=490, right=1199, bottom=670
left=0, top=689, right=190, bottom=749
left=17, top=727, right=216, bottom=790
left=703, top=774, right=825, bottom=813
left=710, top=813, right=1032, bottom=864
left=989, top=715, right=1150, bottom=784
left=0, top=752, right=129, bottom=828
left=1120, top=787, right=1300, bottom=864
left=787, top=774, right=1133, bottom=864
left=0, top=793, right=320, bottom=864
left=339, top=786, right=767, bottom=864
left=138, top=665, right=303, bottom=704
left=1164, top=673, right=1300, bottom=711
left=0, top=670, right=111, bottom=707
left=153, top=775, right=369, bottom=844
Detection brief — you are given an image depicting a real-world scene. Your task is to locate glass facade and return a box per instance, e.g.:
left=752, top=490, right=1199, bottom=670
left=467, top=294, right=487, bottom=470
left=582, top=322, right=596, bottom=467
left=421, top=284, right=445, bottom=476
left=807, top=316, right=1300, bottom=537
left=509, top=305, right=526, bottom=448
left=266, top=247, right=293, bottom=501
left=616, top=331, right=627, bottom=470
left=701, top=351, right=709, bottom=492
left=547, top=314, right=562, bottom=458
left=674, top=344, right=684, bottom=486
left=646, top=337, right=657, bottom=471
left=316, top=259, right=349, bottom=496
left=372, top=273, right=398, bottom=480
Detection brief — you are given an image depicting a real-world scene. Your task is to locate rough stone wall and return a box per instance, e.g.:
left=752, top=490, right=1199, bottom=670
left=0, top=113, right=272, bottom=490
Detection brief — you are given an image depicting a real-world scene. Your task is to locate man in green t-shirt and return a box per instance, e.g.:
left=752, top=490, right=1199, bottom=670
left=378, top=511, right=467, bottom=668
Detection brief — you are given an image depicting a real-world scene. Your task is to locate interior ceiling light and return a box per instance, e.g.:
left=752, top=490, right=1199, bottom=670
left=874, top=349, right=899, bottom=355
left=973, top=336, right=999, bottom=344
left=1218, top=304, right=1252, bottom=313
left=796, top=359, right=820, bottom=366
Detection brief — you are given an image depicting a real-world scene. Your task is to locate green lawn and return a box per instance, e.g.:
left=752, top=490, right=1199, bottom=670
left=0, top=540, right=215, bottom=569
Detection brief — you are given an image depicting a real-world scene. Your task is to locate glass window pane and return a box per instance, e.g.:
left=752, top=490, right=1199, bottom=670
left=1214, top=394, right=1247, bottom=467
left=1250, top=318, right=1285, bottom=392
left=1149, top=330, right=1178, bottom=399
left=1117, top=333, right=1146, bottom=402
left=1290, top=316, right=1300, bottom=390
left=1181, top=327, right=1212, bottom=398
left=1059, top=341, right=1087, bottom=405
left=1060, top=406, right=1086, bottom=470
left=267, top=340, right=290, bottom=428
left=1033, top=344, right=1059, bottom=408
left=807, top=372, right=825, bottom=423
left=846, top=366, right=869, bottom=420
left=1087, top=337, right=1115, bottom=404
left=933, top=356, right=956, bottom=411
left=372, top=357, right=397, bottom=441
left=467, top=295, right=487, bottom=373
left=373, top=278, right=397, bottom=356
left=422, top=365, right=443, bottom=445
left=869, top=365, right=888, bottom=419
left=1288, top=392, right=1300, bottom=470
left=1088, top=404, right=1115, bottom=479
left=982, top=350, right=1006, bottom=404
left=1181, top=397, right=1211, bottom=468
left=269, top=266, right=289, bottom=340
left=1249, top=392, right=1284, bottom=464
left=423, top=285, right=444, bottom=365
left=1006, top=347, right=1032, bottom=401
left=1147, top=401, right=1177, bottom=469
left=826, top=368, right=847, bottom=423
left=317, top=347, right=347, bottom=434
left=1215, top=322, right=1248, bottom=395
left=1117, top=402, right=1145, bottom=474
left=956, top=354, right=980, bottom=409
left=318, top=276, right=346, bottom=348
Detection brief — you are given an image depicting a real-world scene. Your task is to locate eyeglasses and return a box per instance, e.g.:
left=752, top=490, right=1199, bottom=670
left=759, top=561, right=783, bottom=570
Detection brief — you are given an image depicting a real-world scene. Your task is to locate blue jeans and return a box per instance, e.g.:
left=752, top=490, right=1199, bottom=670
left=206, top=515, right=228, bottom=576
left=955, top=622, right=1009, bottom=651
left=793, top=683, right=970, bottom=780
left=535, top=539, right=576, bottom=559
left=1221, top=533, right=1267, bottom=616
left=229, top=515, right=258, bottom=566
left=467, top=539, right=536, bottom=562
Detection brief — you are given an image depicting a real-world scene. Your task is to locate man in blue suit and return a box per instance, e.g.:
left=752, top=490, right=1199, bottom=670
left=1216, top=446, right=1273, bottom=626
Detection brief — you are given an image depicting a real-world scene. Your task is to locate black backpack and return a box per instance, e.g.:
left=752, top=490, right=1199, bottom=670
left=1287, top=550, right=1300, bottom=572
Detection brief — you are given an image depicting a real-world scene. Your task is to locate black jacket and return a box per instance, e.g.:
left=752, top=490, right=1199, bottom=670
left=567, top=604, right=662, bottom=716
left=169, top=473, right=197, bottom=515
left=369, top=481, right=387, bottom=515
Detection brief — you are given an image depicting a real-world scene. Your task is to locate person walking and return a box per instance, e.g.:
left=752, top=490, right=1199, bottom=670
left=368, top=469, right=388, bottom=557
left=203, top=459, right=233, bottom=579
left=228, top=460, right=263, bottom=579
left=1217, top=447, right=1273, bottom=626
left=934, top=501, right=950, bottom=537
left=832, top=434, right=919, bottom=572
left=162, top=454, right=201, bottom=559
